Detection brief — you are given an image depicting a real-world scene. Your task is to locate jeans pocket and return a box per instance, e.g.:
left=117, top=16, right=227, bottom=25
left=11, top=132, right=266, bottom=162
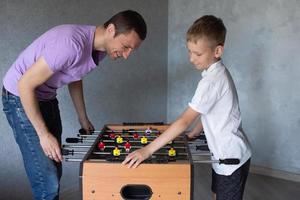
left=2, top=96, right=18, bottom=139
left=16, top=107, right=33, bottom=129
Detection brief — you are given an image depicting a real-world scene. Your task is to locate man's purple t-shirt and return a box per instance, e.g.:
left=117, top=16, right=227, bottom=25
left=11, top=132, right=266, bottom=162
left=3, top=25, right=106, bottom=100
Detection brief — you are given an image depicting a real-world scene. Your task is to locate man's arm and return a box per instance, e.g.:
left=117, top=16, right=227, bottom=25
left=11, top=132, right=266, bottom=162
left=122, top=107, right=200, bottom=168
left=68, top=80, right=94, bottom=134
left=18, top=56, right=62, bottom=162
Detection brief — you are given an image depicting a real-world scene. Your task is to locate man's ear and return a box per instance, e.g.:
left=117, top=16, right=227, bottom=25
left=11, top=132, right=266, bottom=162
left=214, top=45, right=224, bottom=58
left=106, top=23, right=116, bottom=37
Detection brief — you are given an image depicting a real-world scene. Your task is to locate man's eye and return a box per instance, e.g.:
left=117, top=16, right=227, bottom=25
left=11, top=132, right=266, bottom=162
left=122, top=44, right=129, bottom=49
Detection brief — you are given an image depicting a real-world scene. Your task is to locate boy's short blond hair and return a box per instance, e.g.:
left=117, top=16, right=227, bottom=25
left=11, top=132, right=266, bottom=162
left=187, top=15, right=226, bottom=47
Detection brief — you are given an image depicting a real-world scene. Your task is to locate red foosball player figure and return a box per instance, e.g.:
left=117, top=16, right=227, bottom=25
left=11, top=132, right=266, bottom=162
left=116, top=135, right=123, bottom=144
left=124, top=140, right=131, bottom=152
left=168, top=147, right=176, bottom=157
left=98, top=140, right=105, bottom=151
left=156, top=131, right=161, bottom=137
left=133, top=133, right=139, bottom=140
left=113, top=146, right=121, bottom=157
left=109, top=133, right=116, bottom=139
left=141, top=136, right=148, bottom=144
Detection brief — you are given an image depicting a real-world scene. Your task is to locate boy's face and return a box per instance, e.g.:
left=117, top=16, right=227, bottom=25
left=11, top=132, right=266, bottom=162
left=187, top=38, right=221, bottom=70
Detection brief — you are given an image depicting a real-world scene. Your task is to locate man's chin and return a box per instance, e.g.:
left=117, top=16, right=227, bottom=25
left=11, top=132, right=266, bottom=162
left=108, top=54, right=117, bottom=60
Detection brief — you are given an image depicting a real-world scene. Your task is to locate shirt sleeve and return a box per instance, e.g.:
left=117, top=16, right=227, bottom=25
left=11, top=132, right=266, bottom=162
left=188, top=80, right=219, bottom=114
left=41, top=40, right=79, bottom=73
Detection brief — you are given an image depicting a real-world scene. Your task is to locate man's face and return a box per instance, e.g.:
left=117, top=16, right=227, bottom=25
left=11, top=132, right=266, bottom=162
left=187, top=39, right=219, bottom=70
left=106, top=30, right=142, bottom=60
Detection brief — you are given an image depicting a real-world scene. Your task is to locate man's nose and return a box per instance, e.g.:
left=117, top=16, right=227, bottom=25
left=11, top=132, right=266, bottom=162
left=122, top=49, right=132, bottom=59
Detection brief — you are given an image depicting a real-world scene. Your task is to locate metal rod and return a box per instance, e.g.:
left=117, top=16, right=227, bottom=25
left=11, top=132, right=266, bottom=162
left=193, top=158, right=240, bottom=165
left=65, top=158, right=82, bottom=162
left=191, top=152, right=212, bottom=156
left=62, top=145, right=92, bottom=148
left=77, top=134, right=98, bottom=138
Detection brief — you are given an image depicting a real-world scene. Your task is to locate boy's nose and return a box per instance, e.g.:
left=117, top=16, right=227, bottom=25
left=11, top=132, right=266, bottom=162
left=189, top=56, right=194, bottom=63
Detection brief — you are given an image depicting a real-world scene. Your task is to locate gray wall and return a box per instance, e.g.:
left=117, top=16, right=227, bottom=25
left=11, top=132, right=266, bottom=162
left=168, top=0, right=300, bottom=174
left=1, top=0, right=300, bottom=198
left=0, top=0, right=168, bottom=199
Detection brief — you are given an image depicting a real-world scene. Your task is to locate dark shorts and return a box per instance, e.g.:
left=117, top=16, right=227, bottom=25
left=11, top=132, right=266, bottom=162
left=211, top=159, right=251, bottom=200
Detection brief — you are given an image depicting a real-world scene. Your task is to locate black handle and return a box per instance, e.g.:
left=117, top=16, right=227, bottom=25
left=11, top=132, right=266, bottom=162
left=219, top=158, right=240, bottom=165
left=79, top=128, right=86, bottom=134
left=196, top=145, right=209, bottom=151
left=66, top=138, right=82, bottom=143
left=62, top=149, right=74, bottom=156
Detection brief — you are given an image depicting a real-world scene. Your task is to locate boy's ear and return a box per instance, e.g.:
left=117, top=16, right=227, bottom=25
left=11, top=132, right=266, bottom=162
left=106, top=23, right=116, bottom=37
left=214, top=45, right=224, bottom=58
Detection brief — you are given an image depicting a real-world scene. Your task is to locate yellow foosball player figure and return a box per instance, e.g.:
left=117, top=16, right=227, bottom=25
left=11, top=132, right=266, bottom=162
left=141, top=136, right=148, bottom=144
left=168, top=147, right=176, bottom=157
left=113, top=146, right=121, bottom=157
left=116, top=135, right=123, bottom=144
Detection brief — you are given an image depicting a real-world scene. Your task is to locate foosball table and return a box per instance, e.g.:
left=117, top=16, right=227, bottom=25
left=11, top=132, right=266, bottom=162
left=63, top=122, right=239, bottom=200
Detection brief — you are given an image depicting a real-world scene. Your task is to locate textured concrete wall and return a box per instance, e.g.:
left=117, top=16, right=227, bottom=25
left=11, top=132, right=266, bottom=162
left=0, top=0, right=168, bottom=199
left=168, top=0, right=300, bottom=174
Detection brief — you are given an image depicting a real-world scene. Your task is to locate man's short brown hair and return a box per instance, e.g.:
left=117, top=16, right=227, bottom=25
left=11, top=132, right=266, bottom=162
left=104, top=10, right=147, bottom=40
left=187, top=15, right=226, bottom=47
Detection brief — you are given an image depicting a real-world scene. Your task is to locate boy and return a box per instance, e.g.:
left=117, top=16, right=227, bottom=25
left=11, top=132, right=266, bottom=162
left=122, top=15, right=251, bottom=200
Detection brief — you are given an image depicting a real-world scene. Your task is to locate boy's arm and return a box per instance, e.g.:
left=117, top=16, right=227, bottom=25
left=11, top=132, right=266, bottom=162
left=122, top=107, right=200, bottom=168
left=68, top=80, right=94, bottom=134
left=187, top=119, right=203, bottom=139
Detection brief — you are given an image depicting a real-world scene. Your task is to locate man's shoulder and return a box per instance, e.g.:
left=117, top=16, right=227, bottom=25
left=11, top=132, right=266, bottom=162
left=46, top=24, right=95, bottom=49
left=50, top=24, right=94, bottom=31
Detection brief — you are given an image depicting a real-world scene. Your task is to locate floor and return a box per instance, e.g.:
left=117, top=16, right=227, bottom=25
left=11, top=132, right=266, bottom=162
left=60, top=164, right=300, bottom=200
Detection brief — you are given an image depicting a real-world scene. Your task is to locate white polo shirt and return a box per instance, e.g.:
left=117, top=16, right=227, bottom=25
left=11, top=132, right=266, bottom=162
left=189, top=60, right=251, bottom=175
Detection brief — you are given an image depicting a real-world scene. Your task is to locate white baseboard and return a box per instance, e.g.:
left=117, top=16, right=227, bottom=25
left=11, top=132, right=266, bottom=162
left=250, top=165, right=300, bottom=183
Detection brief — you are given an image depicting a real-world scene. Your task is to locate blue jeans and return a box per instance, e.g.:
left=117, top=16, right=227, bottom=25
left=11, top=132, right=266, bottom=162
left=2, top=87, right=62, bottom=200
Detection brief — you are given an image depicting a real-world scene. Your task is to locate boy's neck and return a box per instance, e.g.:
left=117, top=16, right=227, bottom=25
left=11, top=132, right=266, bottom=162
left=205, top=58, right=221, bottom=70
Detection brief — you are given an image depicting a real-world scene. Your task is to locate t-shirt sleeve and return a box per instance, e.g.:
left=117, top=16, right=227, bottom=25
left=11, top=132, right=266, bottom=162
left=188, top=81, right=219, bottom=114
left=41, top=41, right=79, bottom=73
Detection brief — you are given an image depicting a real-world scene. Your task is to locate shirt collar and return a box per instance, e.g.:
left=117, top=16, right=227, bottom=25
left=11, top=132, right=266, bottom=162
left=92, top=50, right=106, bottom=65
left=201, top=60, right=222, bottom=77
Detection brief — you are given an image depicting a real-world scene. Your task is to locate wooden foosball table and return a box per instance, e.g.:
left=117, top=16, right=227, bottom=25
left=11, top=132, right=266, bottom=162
left=63, top=123, right=239, bottom=200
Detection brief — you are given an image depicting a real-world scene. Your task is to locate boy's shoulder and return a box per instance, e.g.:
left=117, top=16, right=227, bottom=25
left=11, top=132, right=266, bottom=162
left=199, top=63, right=233, bottom=93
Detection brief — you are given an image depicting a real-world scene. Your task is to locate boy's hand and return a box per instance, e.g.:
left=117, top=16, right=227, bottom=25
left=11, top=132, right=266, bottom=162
left=186, top=131, right=201, bottom=141
left=122, top=148, right=152, bottom=168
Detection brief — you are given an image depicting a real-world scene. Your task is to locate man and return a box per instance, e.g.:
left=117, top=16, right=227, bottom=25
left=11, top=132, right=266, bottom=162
left=2, top=10, right=147, bottom=200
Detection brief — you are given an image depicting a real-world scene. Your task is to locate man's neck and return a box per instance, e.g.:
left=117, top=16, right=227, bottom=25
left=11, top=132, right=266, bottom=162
left=93, top=26, right=106, bottom=51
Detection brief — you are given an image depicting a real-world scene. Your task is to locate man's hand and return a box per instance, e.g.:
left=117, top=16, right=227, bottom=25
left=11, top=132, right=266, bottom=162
left=39, top=132, right=62, bottom=162
left=79, top=116, right=95, bottom=134
left=122, top=147, right=152, bottom=168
